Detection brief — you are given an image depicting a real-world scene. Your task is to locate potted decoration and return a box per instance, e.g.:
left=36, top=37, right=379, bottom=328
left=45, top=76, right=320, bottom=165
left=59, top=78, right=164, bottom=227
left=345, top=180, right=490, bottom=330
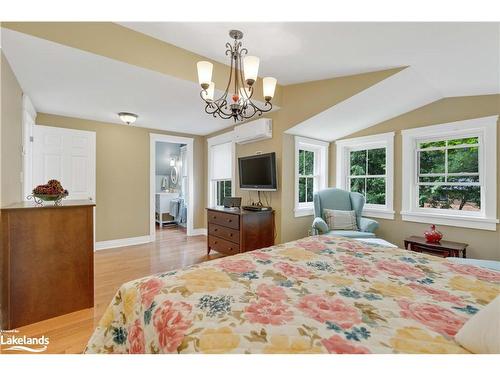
left=28, top=179, right=69, bottom=205
left=424, top=224, right=443, bottom=243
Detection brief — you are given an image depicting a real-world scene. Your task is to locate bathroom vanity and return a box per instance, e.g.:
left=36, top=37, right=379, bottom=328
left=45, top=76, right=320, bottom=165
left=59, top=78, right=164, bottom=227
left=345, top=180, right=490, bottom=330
left=155, top=192, right=180, bottom=226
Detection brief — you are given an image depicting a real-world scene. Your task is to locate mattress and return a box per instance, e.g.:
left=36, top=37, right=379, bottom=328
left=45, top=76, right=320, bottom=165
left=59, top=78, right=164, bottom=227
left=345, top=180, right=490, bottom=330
left=85, top=235, right=500, bottom=354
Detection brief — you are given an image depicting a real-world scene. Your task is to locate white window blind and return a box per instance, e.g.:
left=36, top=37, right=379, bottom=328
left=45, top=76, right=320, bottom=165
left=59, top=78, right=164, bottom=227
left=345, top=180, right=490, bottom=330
left=211, top=142, right=232, bottom=180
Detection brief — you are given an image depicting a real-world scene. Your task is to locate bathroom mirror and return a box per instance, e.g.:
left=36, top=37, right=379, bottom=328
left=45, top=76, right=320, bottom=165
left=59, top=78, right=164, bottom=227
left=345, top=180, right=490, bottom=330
left=170, top=166, right=178, bottom=185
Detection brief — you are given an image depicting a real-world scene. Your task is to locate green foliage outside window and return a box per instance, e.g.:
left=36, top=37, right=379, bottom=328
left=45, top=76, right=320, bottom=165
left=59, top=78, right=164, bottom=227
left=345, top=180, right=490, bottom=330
left=298, top=149, right=315, bottom=203
left=349, top=148, right=386, bottom=205
left=418, top=137, right=480, bottom=211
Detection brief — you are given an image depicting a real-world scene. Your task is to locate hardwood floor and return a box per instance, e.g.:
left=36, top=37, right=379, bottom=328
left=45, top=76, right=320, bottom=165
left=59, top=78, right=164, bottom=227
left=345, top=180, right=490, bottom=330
left=1, top=227, right=222, bottom=354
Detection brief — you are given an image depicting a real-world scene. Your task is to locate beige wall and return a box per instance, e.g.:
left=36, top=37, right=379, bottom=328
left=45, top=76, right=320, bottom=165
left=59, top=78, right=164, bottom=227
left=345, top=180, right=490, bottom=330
left=278, top=68, right=404, bottom=243
left=330, top=95, right=500, bottom=260
left=0, top=51, right=23, bottom=207
left=36, top=113, right=206, bottom=242
left=207, top=68, right=404, bottom=243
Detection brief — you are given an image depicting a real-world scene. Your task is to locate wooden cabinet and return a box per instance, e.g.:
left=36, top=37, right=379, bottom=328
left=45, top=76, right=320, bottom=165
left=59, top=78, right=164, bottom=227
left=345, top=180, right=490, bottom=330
left=206, top=207, right=274, bottom=256
left=1, top=200, right=95, bottom=329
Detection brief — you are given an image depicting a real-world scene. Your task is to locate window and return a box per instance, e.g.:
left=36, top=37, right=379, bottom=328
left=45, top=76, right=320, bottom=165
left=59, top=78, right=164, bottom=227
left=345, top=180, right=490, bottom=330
left=402, top=116, right=498, bottom=230
left=417, top=137, right=480, bottom=211
left=207, top=132, right=235, bottom=207
left=294, top=137, right=329, bottom=217
left=336, top=132, right=395, bottom=219
left=215, top=180, right=232, bottom=206
left=298, top=149, right=315, bottom=204
left=349, top=148, right=386, bottom=205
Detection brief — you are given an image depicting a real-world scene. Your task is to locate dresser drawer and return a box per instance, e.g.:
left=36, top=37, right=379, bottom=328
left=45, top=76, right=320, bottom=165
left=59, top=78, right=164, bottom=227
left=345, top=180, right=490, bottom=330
left=208, top=236, right=240, bottom=255
left=207, top=210, right=239, bottom=229
left=209, top=223, right=240, bottom=244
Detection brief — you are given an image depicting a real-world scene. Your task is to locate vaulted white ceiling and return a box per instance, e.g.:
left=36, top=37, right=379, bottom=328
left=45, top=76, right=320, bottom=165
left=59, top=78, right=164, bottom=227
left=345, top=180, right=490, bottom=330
left=1, top=28, right=238, bottom=135
left=2, top=23, right=498, bottom=139
left=285, top=67, right=443, bottom=141
left=119, top=22, right=500, bottom=96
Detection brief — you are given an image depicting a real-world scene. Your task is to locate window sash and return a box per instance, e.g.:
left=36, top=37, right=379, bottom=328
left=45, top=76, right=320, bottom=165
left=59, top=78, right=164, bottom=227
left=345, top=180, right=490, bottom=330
left=415, top=136, right=482, bottom=209
left=298, top=148, right=318, bottom=204
left=298, top=175, right=317, bottom=204
left=413, top=133, right=484, bottom=216
left=294, top=137, right=329, bottom=215
left=347, top=147, right=387, bottom=207
left=213, top=179, right=232, bottom=206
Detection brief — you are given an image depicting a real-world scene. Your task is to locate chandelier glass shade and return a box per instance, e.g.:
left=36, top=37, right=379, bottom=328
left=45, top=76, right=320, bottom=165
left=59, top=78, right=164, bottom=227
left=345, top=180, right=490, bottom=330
left=197, top=30, right=277, bottom=122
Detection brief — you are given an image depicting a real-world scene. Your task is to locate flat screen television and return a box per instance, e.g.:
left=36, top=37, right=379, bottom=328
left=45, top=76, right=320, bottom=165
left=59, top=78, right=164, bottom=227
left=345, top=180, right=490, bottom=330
left=238, top=152, right=277, bottom=191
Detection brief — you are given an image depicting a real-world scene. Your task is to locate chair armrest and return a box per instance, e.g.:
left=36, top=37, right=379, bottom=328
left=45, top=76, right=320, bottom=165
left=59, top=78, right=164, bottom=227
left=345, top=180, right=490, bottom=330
left=359, top=217, right=379, bottom=233
left=312, top=217, right=329, bottom=235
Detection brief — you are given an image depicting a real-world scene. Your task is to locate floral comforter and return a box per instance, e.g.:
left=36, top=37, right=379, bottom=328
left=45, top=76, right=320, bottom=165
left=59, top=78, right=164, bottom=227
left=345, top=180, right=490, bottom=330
left=85, top=235, right=500, bottom=354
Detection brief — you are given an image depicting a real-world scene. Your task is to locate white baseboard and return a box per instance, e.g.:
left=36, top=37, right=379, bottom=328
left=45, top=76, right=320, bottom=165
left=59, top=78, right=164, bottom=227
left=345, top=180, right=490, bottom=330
left=95, top=235, right=152, bottom=251
left=190, top=228, right=207, bottom=236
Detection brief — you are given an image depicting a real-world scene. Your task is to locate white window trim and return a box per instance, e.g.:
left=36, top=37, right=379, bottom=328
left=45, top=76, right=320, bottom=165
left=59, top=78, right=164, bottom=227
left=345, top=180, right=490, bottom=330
left=207, top=131, right=236, bottom=207
left=401, top=116, right=498, bottom=231
left=335, top=132, right=395, bottom=220
left=294, top=136, right=329, bottom=217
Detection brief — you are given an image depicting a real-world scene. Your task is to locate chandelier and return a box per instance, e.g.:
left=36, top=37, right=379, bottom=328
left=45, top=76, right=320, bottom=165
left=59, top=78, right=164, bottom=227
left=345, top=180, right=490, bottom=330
left=196, top=30, right=277, bottom=122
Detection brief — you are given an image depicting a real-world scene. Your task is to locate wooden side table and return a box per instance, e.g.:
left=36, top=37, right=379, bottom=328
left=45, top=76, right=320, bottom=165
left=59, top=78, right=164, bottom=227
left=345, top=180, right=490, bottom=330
left=404, top=236, right=467, bottom=258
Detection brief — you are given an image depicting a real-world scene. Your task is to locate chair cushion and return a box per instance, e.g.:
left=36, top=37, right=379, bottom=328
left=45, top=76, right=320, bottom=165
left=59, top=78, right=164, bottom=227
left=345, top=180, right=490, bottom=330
left=329, top=230, right=376, bottom=238
left=323, top=209, right=359, bottom=231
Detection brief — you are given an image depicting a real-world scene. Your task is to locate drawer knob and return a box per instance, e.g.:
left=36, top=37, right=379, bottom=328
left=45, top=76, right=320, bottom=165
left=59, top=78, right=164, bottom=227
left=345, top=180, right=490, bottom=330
left=227, top=219, right=232, bottom=222
left=214, top=228, right=218, bottom=231
left=214, top=241, right=218, bottom=244
left=229, top=247, right=232, bottom=250
left=229, top=233, right=233, bottom=237
left=213, top=216, right=217, bottom=219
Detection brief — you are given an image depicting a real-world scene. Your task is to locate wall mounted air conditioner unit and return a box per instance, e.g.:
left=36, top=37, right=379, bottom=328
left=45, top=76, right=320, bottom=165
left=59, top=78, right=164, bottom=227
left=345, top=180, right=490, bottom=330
left=233, top=118, right=272, bottom=144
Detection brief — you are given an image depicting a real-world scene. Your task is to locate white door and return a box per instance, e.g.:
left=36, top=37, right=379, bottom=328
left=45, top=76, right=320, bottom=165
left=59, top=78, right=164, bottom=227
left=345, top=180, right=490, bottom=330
left=31, top=125, right=96, bottom=201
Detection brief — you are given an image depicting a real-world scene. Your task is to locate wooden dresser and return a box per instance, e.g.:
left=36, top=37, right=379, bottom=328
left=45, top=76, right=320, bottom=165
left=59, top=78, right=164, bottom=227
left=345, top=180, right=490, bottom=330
left=206, top=207, right=274, bottom=255
left=1, top=200, right=95, bottom=329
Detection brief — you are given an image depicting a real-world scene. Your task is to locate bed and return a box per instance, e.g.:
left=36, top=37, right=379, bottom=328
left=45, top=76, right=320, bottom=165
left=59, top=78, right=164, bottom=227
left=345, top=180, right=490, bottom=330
left=85, top=235, right=500, bottom=354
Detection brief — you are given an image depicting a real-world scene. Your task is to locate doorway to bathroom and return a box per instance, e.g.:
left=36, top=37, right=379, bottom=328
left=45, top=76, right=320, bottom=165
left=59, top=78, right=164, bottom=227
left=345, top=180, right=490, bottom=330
left=150, top=134, right=194, bottom=240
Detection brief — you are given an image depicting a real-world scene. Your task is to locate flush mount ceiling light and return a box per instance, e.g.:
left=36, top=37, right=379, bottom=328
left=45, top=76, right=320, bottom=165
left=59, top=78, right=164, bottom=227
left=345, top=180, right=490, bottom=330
left=197, top=30, right=277, bottom=122
left=118, top=112, right=138, bottom=125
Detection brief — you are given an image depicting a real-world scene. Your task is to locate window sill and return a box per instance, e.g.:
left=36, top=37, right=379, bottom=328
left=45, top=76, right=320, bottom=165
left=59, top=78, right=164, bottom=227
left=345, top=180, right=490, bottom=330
left=294, top=207, right=314, bottom=218
left=400, top=211, right=499, bottom=231
left=362, top=208, right=395, bottom=220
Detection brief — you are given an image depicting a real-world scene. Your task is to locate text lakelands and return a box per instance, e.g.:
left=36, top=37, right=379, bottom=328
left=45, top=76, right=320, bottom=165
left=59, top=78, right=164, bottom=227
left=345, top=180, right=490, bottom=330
left=0, top=334, right=50, bottom=345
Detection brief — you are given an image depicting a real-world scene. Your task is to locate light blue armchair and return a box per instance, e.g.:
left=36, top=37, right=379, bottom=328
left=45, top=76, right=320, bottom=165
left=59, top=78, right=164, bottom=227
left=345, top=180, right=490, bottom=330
left=311, top=188, right=379, bottom=238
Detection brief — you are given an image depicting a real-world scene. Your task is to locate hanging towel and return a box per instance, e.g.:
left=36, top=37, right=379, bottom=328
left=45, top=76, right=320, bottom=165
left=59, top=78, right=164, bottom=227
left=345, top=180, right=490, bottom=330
left=169, top=199, right=180, bottom=219
left=179, top=200, right=187, bottom=224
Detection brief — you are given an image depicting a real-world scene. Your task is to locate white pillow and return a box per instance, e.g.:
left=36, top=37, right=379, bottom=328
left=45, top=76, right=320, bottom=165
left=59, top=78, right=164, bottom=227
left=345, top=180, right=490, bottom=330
left=455, top=295, right=500, bottom=354
left=323, top=209, right=358, bottom=231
